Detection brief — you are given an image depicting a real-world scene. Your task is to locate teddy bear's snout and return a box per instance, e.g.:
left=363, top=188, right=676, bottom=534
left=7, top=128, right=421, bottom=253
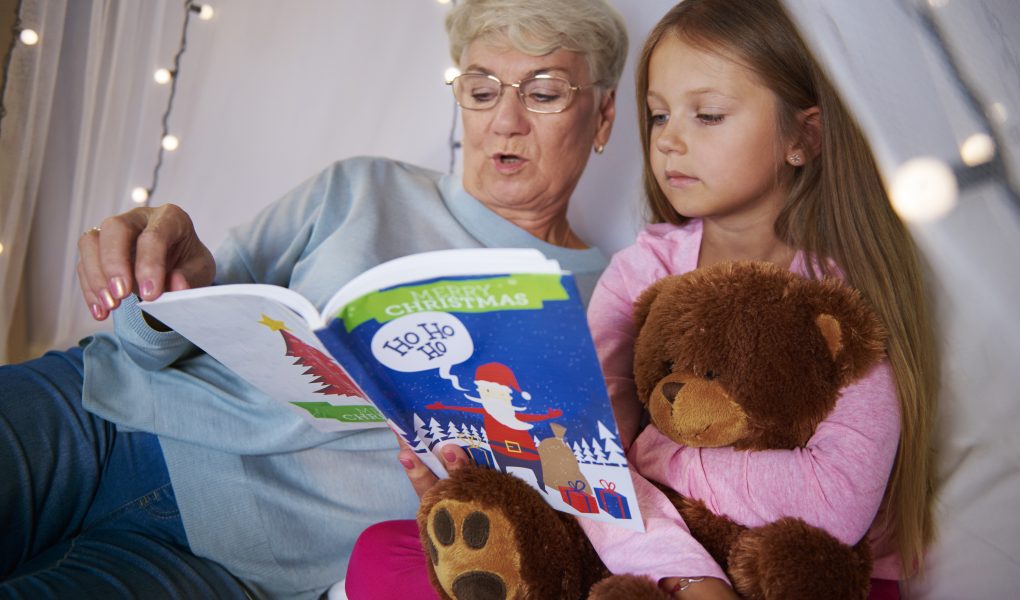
left=662, top=381, right=685, bottom=403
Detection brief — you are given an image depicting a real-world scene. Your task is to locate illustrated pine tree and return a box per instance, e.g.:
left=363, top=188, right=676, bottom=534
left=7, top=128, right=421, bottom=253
left=281, top=329, right=363, bottom=398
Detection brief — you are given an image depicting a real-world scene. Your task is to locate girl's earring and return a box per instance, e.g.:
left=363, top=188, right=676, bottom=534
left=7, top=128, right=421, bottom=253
left=594, top=143, right=605, bottom=155
left=788, top=153, right=803, bottom=166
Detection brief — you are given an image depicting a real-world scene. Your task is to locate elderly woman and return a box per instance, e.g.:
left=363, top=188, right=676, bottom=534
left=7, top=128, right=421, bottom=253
left=0, top=1, right=627, bottom=599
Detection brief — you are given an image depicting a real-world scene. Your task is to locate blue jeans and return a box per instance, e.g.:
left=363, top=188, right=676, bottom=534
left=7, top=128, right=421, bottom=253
left=0, top=348, right=250, bottom=599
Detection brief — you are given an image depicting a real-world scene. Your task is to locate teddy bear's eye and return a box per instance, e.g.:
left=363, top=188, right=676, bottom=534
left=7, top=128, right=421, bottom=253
left=705, top=369, right=717, bottom=380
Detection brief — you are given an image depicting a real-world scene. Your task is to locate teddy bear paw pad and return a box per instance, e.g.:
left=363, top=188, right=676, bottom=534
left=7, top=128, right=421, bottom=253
left=424, top=498, right=524, bottom=600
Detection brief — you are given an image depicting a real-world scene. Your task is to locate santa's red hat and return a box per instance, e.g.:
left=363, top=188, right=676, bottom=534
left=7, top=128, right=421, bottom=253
left=474, top=362, right=531, bottom=400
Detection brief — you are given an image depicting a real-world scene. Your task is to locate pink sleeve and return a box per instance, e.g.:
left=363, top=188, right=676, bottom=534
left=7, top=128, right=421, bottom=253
left=587, top=263, right=644, bottom=449
left=580, top=467, right=729, bottom=584
left=631, top=362, right=901, bottom=545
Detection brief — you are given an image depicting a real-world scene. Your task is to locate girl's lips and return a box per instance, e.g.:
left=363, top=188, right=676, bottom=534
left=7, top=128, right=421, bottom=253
left=664, top=170, right=699, bottom=188
left=492, top=154, right=527, bottom=174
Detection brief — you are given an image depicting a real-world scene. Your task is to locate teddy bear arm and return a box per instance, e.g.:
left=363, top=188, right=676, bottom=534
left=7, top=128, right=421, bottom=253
left=653, top=482, right=747, bottom=570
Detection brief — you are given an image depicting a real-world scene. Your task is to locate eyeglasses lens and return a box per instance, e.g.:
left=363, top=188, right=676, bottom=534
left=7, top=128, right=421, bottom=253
left=451, top=75, right=573, bottom=114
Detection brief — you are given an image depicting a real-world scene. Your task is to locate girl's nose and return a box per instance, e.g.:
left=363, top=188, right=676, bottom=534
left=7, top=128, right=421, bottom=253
left=655, top=120, right=687, bottom=154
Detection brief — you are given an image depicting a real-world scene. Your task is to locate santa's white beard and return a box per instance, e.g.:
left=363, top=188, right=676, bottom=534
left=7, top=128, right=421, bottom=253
left=464, top=395, right=533, bottom=430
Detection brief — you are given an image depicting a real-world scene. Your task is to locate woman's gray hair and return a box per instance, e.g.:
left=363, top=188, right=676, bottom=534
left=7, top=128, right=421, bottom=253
left=446, top=0, right=628, bottom=89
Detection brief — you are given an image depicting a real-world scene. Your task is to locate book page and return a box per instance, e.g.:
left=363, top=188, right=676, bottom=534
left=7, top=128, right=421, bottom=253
left=318, top=248, right=560, bottom=327
left=141, top=287, right=386, bottom=431
left=316, top=268, right=644, bottom=531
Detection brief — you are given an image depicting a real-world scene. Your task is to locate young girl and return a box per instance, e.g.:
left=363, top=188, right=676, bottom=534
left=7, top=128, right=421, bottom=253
left=580, top=0, right=938, bottom=598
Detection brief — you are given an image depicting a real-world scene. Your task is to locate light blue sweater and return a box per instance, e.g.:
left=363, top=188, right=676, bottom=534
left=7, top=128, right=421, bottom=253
left=82, top=157, right=608, bottom=599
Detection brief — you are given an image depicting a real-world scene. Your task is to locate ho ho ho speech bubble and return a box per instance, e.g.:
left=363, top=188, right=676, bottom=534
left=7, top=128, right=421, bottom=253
left=370, top=312, right=474, bottom=390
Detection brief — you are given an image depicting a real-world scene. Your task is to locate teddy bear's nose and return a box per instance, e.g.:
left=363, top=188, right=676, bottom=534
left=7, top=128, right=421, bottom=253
left=662, top=381, right=685, bottom=403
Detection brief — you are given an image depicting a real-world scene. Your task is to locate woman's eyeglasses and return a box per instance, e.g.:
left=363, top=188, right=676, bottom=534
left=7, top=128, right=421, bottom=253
left=448, top=73, right=596, bottom=114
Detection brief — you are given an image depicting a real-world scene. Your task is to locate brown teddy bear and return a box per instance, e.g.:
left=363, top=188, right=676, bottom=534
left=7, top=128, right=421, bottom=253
left=417, top=261, right=886, bottom=600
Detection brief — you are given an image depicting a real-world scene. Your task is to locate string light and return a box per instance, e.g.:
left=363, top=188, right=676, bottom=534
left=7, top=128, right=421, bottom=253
left=443, top=66, right=460, bottom=83
left=959, top=133, right=995, bottom=167
left=153, top=68, right=173, bottom=84
left=889, top=157, right=958, bottom=222
left=161, top=134, right=180, bottom=151
left=19, top=28, right=39, bottom=45
left=193, top=4, right=215, bottom=20
left=131, top=1, right=212, bottom=205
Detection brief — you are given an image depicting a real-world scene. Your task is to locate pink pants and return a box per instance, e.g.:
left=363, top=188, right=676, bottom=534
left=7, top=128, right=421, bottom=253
left=345, top=519, right=901, bottom=600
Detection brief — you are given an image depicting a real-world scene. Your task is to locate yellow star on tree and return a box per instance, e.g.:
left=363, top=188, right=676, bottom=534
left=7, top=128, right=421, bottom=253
left=257, top=314, right=289, bottom=332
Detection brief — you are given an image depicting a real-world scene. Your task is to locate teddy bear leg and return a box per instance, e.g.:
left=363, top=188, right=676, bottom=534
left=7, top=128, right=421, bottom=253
left=418, top=467, right=607, bottom=600
left=726, top=517, right=872, bottom=600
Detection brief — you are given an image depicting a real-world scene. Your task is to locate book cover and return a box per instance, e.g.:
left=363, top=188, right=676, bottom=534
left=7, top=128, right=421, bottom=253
left=141, top=249, right=643, bottom=530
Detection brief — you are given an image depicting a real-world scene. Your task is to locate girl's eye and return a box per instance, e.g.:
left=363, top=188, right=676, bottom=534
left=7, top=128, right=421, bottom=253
left=697, top=113, right=725, bottom=125
left=649, top=113, right=669, bottom=126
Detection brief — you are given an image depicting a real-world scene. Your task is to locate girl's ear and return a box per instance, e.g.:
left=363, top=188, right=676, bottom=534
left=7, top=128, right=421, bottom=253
left=789, top=106, right=822, bottom=162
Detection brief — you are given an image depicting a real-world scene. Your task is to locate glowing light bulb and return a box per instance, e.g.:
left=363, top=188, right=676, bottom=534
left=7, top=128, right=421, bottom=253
left=154, top=68, right=173, bottom=84
left=960, top=133, right=995, bottom=167
left=987, top=102, right=1008, bottom=125
left=161, top=135, right=180, bottom=151
left=889, top=157, right=957, bottom=222
left=0, top=242, right=5, bottom=255
left=19, top=29, right=39, bottom=45
left=444, top=66, right=461, bottom=83
left=437, top=0, right=452, bottom=4
left=197, top=4, right=214, bottom=20
left=131, top=187, right=150, bottom=203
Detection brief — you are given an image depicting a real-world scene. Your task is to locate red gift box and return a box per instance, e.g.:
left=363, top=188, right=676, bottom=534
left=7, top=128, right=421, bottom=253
left=594, top=479, right=632, bottom=519
left=558, top=480, right=599, bottom=514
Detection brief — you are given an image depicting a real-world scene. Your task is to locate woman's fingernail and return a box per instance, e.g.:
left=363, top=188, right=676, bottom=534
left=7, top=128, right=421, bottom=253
left=140, top=280, right=154, bottom=298
left=110, top=276, right=128, bottom=298
left=90, top=304, right=104, bottom=319
left=399, top=457, right=415, bottom=470
left=100, top=289, right=116, bottom=309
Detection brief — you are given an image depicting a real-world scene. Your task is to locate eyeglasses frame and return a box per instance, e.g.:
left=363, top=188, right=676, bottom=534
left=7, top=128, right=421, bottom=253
left=447, top=72, right=598, bottom=115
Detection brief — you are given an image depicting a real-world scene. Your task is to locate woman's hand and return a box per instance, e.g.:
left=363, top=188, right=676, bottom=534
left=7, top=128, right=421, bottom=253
left=397, top=435, right=471, bottom=499
left=77, top=204, right=215, bottom=320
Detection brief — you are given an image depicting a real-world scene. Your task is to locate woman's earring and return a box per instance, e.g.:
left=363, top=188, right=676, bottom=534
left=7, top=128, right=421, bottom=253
left=788, top=153, right=803, bottom=166
left=594, top=143, right=605, bottom=155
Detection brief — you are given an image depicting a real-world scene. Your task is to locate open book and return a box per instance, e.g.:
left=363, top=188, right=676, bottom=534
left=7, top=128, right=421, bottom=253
left=140, top=248, right=642, bottom=530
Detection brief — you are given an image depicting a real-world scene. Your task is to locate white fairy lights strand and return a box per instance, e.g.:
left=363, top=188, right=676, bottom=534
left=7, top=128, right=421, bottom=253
left=132, top=1, right=213, bottom=205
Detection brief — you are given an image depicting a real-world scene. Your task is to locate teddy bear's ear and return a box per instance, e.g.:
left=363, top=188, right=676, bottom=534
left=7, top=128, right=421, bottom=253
left=632, top=276, right=671, bottom=331
left=807, top=279, right=887, bottom=385
left=815, top=313, right=842, bottom=360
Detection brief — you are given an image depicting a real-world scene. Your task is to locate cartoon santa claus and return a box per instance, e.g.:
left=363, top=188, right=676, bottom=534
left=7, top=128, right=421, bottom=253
left=426, top=362, right=561, bottom=491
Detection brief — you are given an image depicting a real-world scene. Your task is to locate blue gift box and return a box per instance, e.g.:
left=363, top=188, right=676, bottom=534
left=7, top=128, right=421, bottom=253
left=594, top=479, right=632, bottom=519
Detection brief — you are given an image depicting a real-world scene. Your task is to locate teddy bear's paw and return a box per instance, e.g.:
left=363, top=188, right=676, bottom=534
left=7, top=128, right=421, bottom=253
left=587, top=574, right=671, bottom=600
left=727, top=517, right=872, bottom=600
left=422, top=497, right=524, bottom=600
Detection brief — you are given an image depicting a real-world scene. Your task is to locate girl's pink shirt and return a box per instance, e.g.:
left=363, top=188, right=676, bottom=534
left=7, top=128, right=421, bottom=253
left=580, top=220, right=902, bottom=583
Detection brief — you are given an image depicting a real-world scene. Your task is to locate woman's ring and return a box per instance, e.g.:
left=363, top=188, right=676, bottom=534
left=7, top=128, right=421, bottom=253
left=82, top=226, right=102, bottom=237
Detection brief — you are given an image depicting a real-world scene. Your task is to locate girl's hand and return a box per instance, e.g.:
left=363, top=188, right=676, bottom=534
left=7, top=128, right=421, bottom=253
left=396, top=435, right=470, bottom=499
left=660, top=576, right=739, bottom=599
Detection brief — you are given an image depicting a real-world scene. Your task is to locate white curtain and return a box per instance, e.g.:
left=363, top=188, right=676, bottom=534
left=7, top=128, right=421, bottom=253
left=2, top=0, right=196, bottom=362
left=785, top=0, right=1020, bottom=596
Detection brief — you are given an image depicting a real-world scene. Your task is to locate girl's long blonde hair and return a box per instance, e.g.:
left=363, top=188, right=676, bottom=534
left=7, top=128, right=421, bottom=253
left=636, top=0, right=939, bottom=576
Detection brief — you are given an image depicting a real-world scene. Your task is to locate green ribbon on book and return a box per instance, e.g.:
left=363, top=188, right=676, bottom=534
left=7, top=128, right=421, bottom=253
left=291, top=402, right=385, bottom=423
left=336, top=273, right=569, bottom=331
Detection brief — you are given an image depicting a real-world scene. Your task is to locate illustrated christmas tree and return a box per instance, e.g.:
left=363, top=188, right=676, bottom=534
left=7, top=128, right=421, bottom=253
left=281, top=331, right=364, bottom=397
left=598, top=420, right=627, bottom=466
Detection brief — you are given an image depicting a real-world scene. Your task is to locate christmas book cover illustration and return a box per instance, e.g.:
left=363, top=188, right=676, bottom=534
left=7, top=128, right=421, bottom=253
left=140, top=248, right=643, bottom=530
